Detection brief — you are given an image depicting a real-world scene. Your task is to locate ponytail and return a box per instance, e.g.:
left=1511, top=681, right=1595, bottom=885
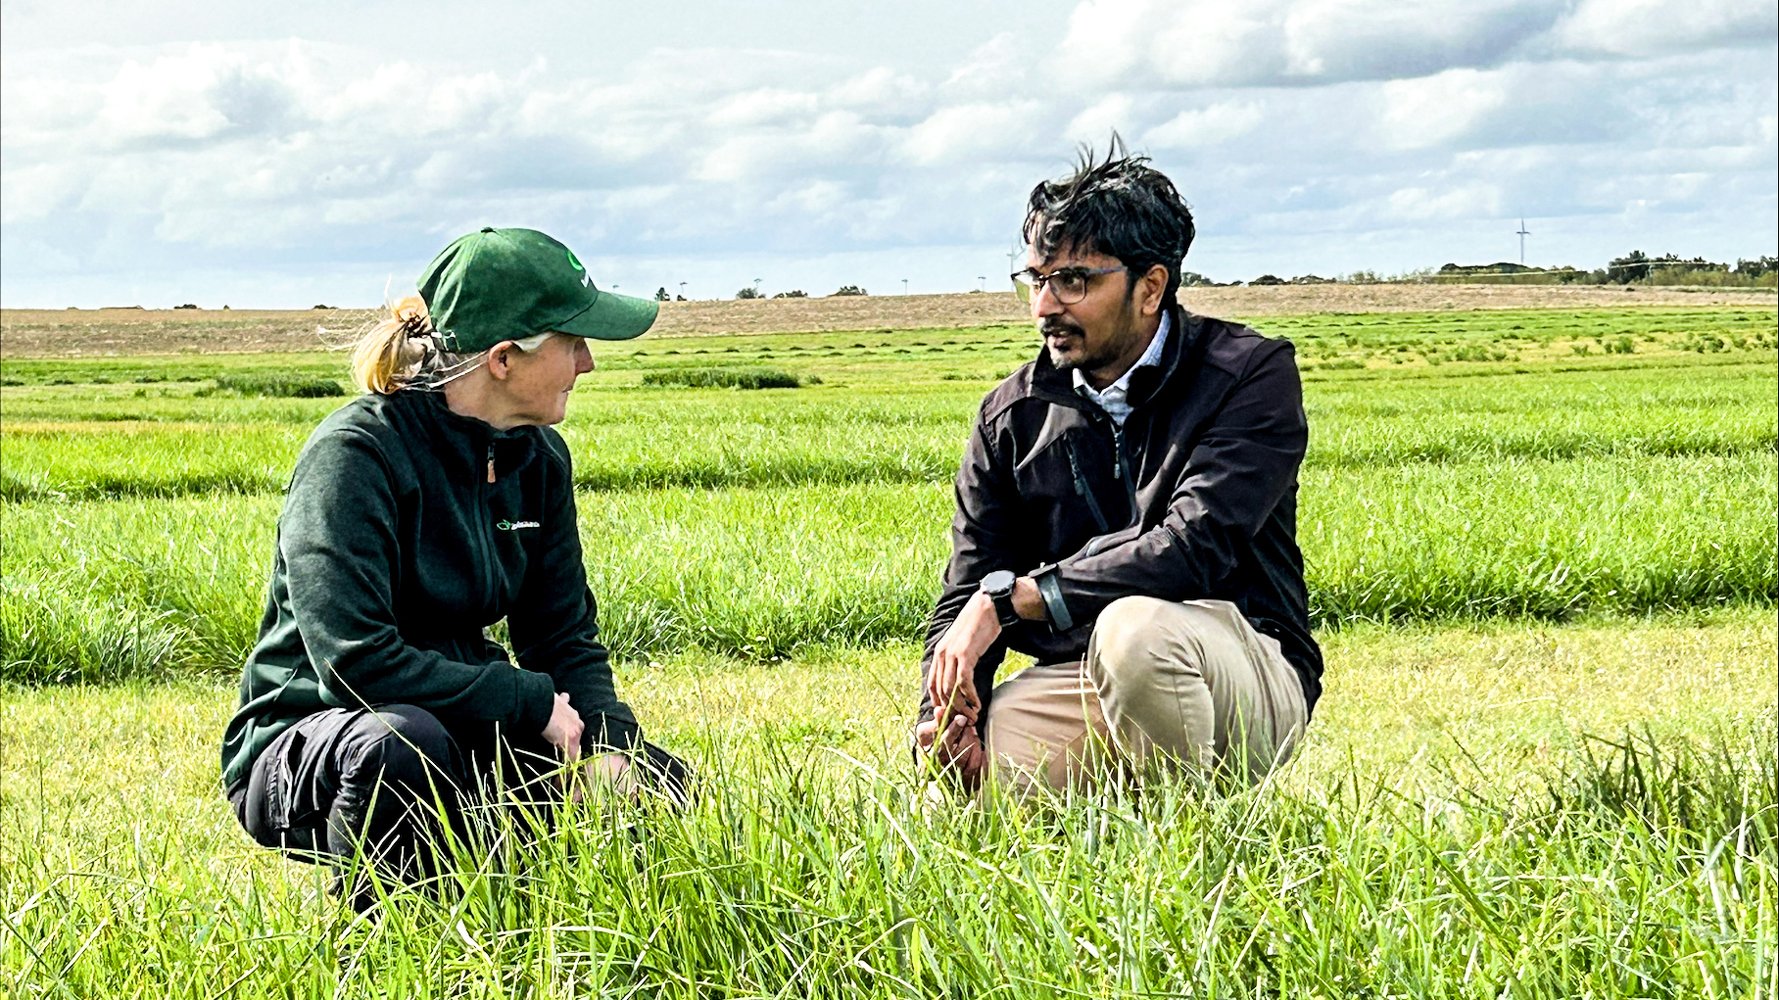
left=350, top=296, right=432, bottom=394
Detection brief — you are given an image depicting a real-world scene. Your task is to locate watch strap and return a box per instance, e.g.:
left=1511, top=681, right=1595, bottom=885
left=989, top=587, right=1020, bottom=628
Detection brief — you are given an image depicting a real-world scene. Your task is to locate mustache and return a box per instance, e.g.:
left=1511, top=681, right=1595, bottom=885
left=1040, top=319, right=1083, bottom=339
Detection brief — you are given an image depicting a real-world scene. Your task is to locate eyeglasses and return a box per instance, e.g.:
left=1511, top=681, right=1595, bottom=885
left=1010, top=265, right=1126, bottom=306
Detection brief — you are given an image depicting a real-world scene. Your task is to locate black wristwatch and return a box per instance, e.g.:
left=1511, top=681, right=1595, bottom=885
left=979, top=570, right=1021, bottom=628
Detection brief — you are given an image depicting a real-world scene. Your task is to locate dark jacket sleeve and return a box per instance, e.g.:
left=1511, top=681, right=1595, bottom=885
left=916, top=400, right=1014, bottom=726
left=281, top=429, right=557, bottom=733
left=1044, top=340, right=1307, bottom=622
left=506, top=432, right=640, bottom=752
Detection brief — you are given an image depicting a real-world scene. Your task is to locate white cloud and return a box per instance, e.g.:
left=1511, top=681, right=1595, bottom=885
left=902, top=102, right=1042, bottom=165
left=706, top=89, right=822, bottom=128
left=1065, top=94, right=1136, bottom=142
left=1551, top=0, right=1777, bottom=57
left=1058, top=0, right=1558, bottom=89
left=940, top=33, right=1028, bottom=98
left=0, top=4, right=1773, bottom=306
left=695, top=111, right=888, bottom=182
left=1384, top=183, right=1504, bottom=221
left=1281, top=0, right=1558, bottom=79
left=0, top=162, right=88, bottom=223
left=92, top=45, right=292, bottom=145
left=1142, top=101, right=1264, bottom=149
left=1059, top=0, right=1282, bottom=88
left=826, top=66, right=930, bottom=114
left=1378, top=68, right=1512, bottom=150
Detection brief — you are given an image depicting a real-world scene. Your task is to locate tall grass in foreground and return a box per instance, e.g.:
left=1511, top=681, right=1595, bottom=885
left=3, top=723, right=1772, bottom=998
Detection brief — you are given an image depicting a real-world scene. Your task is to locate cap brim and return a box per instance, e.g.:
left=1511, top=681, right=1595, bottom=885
left=557, top=289, right=660, bottom=341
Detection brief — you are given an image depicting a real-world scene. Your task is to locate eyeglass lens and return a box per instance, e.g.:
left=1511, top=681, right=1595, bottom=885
left=1011, top=269, right=1092, bottom=305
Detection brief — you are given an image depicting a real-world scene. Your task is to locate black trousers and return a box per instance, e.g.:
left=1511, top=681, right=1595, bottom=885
left=227, top=705, right=687, bottom=887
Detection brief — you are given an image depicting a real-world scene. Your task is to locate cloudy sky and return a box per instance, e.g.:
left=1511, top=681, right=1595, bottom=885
left=2, top=0, right=1774, bottom=307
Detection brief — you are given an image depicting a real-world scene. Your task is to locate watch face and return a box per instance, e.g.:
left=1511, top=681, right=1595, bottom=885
left=981, top=570, right=1016, bottom=595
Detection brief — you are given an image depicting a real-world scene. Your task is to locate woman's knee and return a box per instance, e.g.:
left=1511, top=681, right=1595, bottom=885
left=342, top=705, right=460, bottom=788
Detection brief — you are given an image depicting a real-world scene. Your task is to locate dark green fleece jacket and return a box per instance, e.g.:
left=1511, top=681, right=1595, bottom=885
left=221, top=390, right=638, bottom=789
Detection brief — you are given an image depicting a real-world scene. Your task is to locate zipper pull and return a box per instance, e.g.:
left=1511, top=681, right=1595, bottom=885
left=486, top=443, right=496, bottom=484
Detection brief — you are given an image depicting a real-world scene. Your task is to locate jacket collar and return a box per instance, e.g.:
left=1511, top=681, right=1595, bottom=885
left=406, top=389, right=540, bottom=474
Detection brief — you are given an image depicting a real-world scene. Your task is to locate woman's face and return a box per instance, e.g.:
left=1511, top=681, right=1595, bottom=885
left=497, top=333, right=594, bottom=426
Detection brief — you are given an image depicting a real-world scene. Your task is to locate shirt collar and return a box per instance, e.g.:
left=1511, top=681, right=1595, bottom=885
left=1071, top=309, right=1172, bottom=397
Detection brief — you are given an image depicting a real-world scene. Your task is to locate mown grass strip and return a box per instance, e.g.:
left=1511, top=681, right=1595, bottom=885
left=3, top=450, right=1772, bottom=681
left=3, top=360, right=1771, bottom=500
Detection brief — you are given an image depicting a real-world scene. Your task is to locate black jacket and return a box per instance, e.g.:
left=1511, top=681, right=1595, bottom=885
left=221, top=390, right=637, bottom=789
left=918, top=305, right=1323, bottom=724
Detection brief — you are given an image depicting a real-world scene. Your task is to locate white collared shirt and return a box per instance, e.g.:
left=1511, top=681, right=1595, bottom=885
left=1071, top=311, right=1171, bottom=428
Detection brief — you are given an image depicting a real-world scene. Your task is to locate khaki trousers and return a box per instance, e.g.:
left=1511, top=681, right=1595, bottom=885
left=981, top=598, right=1307, bottom=794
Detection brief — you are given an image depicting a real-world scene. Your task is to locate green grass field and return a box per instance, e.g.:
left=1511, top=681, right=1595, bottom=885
left=2, top=304, right=1775, bottom=997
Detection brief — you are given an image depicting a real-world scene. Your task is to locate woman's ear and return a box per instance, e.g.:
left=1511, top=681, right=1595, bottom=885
left=486, top=341, right=517, bottom=381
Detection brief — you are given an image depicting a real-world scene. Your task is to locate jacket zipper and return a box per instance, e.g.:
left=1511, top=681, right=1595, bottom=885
left=1065, top=439, right=1110, bottom=533
left=1110, top=421, right=1138, bottom=515
left=478, top=442, right=497, bottom=611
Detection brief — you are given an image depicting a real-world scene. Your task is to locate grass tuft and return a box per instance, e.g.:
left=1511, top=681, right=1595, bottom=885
left=209, top=373, right=347, bottom=398
left=640, top=367, right=802, bottom=390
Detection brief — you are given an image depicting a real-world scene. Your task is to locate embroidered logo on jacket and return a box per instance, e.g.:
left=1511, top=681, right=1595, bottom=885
left=496, top=520, right=541, bottom=531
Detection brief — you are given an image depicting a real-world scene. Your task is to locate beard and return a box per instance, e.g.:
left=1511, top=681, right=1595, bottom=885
left=1040, top=317, right=1089, bottom=370
left=1039, top=297, right=1141, bottom=375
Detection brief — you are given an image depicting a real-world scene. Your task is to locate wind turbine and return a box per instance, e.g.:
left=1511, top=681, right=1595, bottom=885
left=1516, top=219, right=1531, bottom=265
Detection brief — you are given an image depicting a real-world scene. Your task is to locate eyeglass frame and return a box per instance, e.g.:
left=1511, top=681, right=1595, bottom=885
left=1010, top=264, right=1128, bottom=306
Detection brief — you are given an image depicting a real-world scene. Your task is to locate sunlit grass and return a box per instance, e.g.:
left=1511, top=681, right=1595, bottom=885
left=2, top=303, right=1774, bottom=995
left=3, top=614, right=1774, bottom=997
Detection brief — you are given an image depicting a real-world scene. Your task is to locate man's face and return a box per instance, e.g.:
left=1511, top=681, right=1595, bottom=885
left=1026, top=244, right=1150, bottom=384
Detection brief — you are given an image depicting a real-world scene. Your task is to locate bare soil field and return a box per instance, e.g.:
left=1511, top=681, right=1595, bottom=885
left=2, top=284, right=1772, bottom=358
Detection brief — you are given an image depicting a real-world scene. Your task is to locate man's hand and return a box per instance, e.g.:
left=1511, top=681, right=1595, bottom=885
left=914, top=713, right=986, bottom=791
left=926, top=591, right=1003, bottom=710
left=541, top=692, right=585, bottom=762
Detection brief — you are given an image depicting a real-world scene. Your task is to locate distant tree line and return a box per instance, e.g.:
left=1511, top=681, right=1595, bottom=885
left=644, top=254, right=1778, bottom=305
left=1416, top=253, right=1778, bottom=288
left=734, top=285, right=863, bottom=299
left=1196, top=253, right=1779, bottom=289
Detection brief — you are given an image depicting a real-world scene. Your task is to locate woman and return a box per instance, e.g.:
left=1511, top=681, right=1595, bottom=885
left=220, top=227, right=686, bottom=898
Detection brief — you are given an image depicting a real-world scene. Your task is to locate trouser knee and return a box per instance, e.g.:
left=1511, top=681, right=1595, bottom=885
left=329, top=706, right=466, bottom=872
left=1085, top=597, right=1227, bottom=769
left=343, top=705, right=461, bottom=791
left=1086, top=596, right=1194, bottom=696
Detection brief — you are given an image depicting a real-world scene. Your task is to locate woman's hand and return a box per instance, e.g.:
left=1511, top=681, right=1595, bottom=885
left=573, top=753, right=636, bottom=803
left=541, top=692, right=585, bottom=761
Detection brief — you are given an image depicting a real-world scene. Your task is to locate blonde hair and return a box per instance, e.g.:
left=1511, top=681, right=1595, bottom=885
left=349, top=296, right=555, bottom=395
left=351, top=295, right=437, bottom=394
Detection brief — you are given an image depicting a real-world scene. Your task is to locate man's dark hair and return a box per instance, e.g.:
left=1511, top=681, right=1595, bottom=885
left=1022, top=135, right=1196, bottom=305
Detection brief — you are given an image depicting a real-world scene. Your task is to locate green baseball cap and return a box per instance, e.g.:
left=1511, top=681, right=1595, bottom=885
left=417, top=227, right=658, bottom=353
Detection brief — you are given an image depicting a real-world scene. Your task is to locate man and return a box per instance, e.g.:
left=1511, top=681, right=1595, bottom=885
left=914, top=143, right=1322, bottom=794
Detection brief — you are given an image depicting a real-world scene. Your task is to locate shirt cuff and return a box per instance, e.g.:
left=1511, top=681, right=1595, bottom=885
left=1031, top=564, right=1074, bottom=632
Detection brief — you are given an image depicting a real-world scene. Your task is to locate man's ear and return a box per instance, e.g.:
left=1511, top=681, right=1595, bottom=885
left=1140, top=264, right=1168, bottom=315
